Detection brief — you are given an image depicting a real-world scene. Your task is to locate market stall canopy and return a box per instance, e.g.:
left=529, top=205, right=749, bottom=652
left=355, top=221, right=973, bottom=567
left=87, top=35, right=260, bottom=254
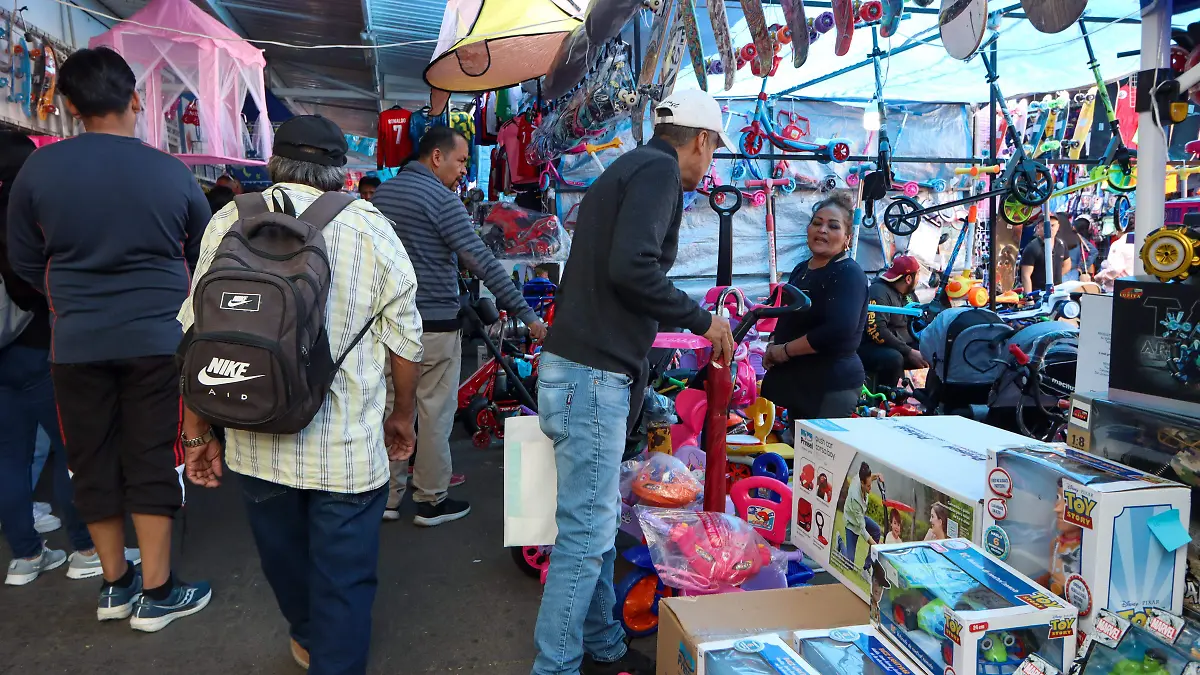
left=90, top=0, right=270, bottom=165
left=675, top=0, right=1200, bottom=103
left=424, top=0, right=582, bottom=114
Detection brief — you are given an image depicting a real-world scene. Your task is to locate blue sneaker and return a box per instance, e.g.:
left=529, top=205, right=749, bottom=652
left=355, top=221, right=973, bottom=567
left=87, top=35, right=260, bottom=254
left=129, top=580, right=211, bottom=633
left=97, top=571, right=143, bottom=621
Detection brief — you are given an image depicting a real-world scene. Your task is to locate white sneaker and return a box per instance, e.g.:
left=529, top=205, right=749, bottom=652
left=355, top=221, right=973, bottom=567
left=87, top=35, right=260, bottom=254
left=33, top=511, right=61, bottom=534
left=32, top=502, right=51, bottom=517
left=5, top=544, right=67, bottom=586
left=66, top=548, right=142, bottom=580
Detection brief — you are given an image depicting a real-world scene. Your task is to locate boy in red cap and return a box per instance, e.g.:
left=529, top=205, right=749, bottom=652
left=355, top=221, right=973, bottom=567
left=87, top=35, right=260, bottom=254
left=859, top=255, right=928, bottom=388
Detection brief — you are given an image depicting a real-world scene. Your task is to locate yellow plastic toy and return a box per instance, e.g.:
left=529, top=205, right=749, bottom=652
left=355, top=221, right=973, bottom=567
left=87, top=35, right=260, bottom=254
left=727, top=397, right=795, bottom=460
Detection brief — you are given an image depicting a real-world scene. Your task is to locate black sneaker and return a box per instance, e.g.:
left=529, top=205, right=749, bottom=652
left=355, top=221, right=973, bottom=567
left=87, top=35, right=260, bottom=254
left=413, top=498, right=471, bottom=527
left=582, top=646, right=656, bottom=675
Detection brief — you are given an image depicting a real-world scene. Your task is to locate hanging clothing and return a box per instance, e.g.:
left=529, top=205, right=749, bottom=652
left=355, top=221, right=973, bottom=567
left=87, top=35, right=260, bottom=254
left=497, top=116, right=541, bottom=186
left=377, top=107, right=414, bottom=169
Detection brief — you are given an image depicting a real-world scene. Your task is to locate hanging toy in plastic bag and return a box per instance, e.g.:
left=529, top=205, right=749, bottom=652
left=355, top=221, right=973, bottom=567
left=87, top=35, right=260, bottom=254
left=631, top=453, right=703, bottom=508
left=637, top=508, right=784, bottom=594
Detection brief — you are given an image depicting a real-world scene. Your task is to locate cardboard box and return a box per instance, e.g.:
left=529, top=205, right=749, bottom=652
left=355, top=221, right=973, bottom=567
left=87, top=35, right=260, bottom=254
left=983, top=444, right=1192, bottom=637
left=793, top=625, right=926, bottom=675
left=792, top=416, right=1035, bottom=601
left=1072, top=608, right=1200, bottom=675
left=872, top=539, right=1078, bottom=675
left=657, top=584, right=869, bottom=675
left=1110, top=277, right=1200, bottom=418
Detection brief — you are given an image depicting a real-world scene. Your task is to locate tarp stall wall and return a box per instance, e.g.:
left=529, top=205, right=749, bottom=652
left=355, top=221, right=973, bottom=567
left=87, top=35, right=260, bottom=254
left=558, top=99, right=974, bottom=301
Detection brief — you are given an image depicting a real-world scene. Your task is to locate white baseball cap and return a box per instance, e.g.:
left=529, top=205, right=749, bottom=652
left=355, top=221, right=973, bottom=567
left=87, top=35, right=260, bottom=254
left=652, top=89, right=737, bottom=152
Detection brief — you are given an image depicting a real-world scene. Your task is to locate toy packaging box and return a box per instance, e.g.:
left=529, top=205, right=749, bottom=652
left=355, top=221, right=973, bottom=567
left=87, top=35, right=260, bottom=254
left=793, top=625, right=926, bottom=675
left=792, top=416, right=1036, bottom=601
left=983, top=444, right=1192, bottom=637
left=1110, top=278, right=1200, bottom=419
left=696, top=632, right=818, bottom=675
left=1071, top=608, right=1200, bottom=675
left=871, top=539, right=1078, bottom=675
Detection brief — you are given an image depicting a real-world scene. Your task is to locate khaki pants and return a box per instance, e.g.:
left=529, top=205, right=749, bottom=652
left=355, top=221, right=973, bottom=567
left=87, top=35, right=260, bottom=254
left=388, top=330, right=461, bottom=507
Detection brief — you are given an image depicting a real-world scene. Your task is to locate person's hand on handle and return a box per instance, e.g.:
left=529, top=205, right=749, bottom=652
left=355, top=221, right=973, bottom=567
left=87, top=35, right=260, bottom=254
left=904, top=348, right=930, bottom=370
left=528, top=319, right=548, bottom=342
left=762, top=343, right=789, bottom=370
left=704, top=315, right=735, bottom=366
left=384, top=410, right=417, bottom=462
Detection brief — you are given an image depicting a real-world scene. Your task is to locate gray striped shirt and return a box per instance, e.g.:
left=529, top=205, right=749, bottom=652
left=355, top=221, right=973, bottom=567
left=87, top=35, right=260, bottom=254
left=372, top=163, right=538, bottom=328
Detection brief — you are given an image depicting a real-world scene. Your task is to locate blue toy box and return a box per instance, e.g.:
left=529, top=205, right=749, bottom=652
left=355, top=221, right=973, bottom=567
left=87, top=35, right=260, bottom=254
left=871, top=539, right=1079, bottom=675
left=793, top=625, right=925, bottom=675
left=1071, top=608, right=1200, bottom=675
left=698, top=632, right=818, bottom=675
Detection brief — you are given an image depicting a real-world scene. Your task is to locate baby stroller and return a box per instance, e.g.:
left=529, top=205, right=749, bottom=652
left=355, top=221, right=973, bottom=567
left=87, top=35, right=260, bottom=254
left=918, top=307, right=1016, bottom=417
left=986, top=322, right=1079, bottom=441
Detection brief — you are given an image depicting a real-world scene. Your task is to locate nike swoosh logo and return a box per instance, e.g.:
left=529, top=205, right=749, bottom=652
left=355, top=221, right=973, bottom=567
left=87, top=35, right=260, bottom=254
left=197, top=371, right=266, bottom=386
left=227, top=298, right=253, bottom=307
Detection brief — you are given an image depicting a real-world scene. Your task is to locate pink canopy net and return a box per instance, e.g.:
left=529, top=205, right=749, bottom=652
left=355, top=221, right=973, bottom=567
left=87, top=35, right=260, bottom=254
left=90, top=0, right=271, bottom=166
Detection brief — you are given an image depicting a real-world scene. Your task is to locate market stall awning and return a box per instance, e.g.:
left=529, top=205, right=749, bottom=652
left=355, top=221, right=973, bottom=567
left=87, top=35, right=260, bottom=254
left=424, top=0, right=581, bottom=113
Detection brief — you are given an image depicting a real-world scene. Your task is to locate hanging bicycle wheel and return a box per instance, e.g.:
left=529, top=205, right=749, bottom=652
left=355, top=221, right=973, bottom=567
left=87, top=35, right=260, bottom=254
left=882, top=196, right=923, bottom=237
left=1009, top=163, right=1054, bottom=206
left=1105, top=164, right=1136, bottom=192
left=741, top=131, right=764, bottom=157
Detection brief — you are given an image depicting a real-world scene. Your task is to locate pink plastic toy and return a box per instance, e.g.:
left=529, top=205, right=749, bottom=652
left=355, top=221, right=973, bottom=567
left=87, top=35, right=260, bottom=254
left=662, top=511, right=774, bottom=593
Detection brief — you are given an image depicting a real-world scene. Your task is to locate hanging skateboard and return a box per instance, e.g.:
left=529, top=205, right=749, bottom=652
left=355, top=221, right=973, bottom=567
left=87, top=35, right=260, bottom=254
left=28, top=38, right=43, bottom=119
left=0, top=8, right=10, bottom=88
left=939, top=0, right=987, bottom=60
left=677, top=0, right=706, bottom=91
left=9, top=36, right=28, bottom=109
left=1065, top=87, right=1096, bottom=159
left=780, top=0, right=810, bottom=68
left=37, top=42, right=55, bottom=121
left=880, top=0, right=904, bottom=38
left=1114, top=82, right=1138, bottom=149
left=831, top=0, right=855, bottom=57
left=660, top=19, right=687, bottom=96
left=741, top=0, right=775, bottom=74
left=631, top=0, right=675, bottom=144
left=1021, top=0, right=1087, bottom=34
left=1010, top=99, right=1030, bottom=152
left=707, top=0, right=736, bottom=91
left=1036, top=90, right=1069, bottom=157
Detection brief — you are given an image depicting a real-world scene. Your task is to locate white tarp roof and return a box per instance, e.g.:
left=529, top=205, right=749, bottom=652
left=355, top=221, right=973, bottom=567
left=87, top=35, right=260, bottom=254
left=675, top=1, right=1200, bottom=103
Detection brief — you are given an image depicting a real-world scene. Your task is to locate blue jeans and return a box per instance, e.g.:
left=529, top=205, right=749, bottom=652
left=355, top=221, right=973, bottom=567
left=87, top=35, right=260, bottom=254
left=238, top=472, right=387, bottom=675
left=842, top=516, right=881, bottom=570
left=32, top=427, right=49, bottom=488
left=531, top=353, right=632, bottom=675
left=0, top=344, right=92, bottom=559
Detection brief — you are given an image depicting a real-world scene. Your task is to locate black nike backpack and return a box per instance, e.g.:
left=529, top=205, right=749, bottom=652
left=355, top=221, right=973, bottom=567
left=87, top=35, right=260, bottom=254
left=179, top=190, right=371, bottom=435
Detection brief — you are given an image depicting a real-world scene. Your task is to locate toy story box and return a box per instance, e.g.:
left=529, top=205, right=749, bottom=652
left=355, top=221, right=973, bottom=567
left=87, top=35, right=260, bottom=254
left=1071, top=608, right=1200, bottom=675
left=792, top=416, right=1035, bottom=601
left=983, top=444, right=1192, bottom=639
left=696, top=632, right=818, bottom=675
left=793, top=625, right=926, bottom=675
left=871, top=539, right=1079, bottom=675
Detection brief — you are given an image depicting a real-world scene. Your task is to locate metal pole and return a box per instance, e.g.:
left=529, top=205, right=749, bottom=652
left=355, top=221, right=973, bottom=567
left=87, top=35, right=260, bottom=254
left=633, top=20, right=643, bottom=83
left=1134, top=0, right=1172, bottom=275
left=988, top=36, right=998, bottom=310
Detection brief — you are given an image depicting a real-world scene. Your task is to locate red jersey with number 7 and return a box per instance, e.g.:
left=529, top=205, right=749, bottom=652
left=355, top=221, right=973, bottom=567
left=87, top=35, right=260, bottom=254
left=377, top=107, right=414, bottom=169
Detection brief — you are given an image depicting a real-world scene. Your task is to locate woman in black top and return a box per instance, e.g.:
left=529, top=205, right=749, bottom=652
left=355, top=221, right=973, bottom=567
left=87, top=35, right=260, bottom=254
left=760, top=192, right=868, bottom=419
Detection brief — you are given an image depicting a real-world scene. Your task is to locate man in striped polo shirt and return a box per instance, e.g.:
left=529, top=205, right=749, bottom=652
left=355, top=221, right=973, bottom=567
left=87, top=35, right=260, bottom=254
left=373, top=126, right=546, bottom=526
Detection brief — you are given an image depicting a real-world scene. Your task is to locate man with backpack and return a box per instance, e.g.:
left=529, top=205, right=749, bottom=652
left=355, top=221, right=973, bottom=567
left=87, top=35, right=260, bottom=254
left=177, top=115, right=423, bottom=674
left=6, top=47, right=211, bottom=629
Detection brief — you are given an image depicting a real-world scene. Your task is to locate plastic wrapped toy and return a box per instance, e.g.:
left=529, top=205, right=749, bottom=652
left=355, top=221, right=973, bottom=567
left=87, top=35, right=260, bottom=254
left=1075, top=609, right=1200, bottom=675
left=478, top=202, right=567, bottom=259
left=631, top=453, right=703, bottom=508
left=636, top=507, right=786, bottom=594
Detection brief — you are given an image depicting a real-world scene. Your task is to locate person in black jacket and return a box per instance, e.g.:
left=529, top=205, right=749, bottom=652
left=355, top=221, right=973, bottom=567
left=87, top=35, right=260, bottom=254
left=761, top=192, right=869, bottom=419
left=532, top=90, right=735, bottom=675
left=858, top=255, right=929, bottom=388
left=0, top=131, right=100, bottom=587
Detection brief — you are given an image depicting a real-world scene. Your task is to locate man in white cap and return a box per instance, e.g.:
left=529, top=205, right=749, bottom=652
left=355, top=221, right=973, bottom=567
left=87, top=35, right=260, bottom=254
left=529, top=90, right=735, bottom=675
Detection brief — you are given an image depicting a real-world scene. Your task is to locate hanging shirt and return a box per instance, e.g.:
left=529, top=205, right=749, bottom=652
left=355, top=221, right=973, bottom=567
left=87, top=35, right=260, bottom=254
left=377, top=107, right=413, bottom=169
left=497, top=116, right=541, bottom=186
left=409, top=108, right=434, bottom=153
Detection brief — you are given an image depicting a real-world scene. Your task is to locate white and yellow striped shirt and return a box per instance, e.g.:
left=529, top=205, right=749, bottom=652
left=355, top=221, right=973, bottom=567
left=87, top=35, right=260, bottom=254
left=178, top=183, right=423, bottom=494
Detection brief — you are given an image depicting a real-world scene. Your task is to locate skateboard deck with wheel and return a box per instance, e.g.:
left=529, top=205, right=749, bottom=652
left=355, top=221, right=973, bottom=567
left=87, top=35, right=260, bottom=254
left=780, top=0, right=809, bottom=68
left=28, top=38, right=43, bottom=119
left=708, top=0, right=736, bottom=91
left=1115, top=82, right=1139, bottom=149
left=10, top=37, right=28, bottom=110
left=1021, top=0, right=1087, bottom=34
left=1011, top=99, right=1030, bottom=151
left=880, top=0, right=904, bottom=37
left=632, top=0, right=675, bottom=144
left=37, top=43, right=55, bottom=121
left=831, top=0, right=855, bottom=57
left=939, top=0, right=987, bottom=60
left=742, top=0, right=775, bottom=74
left=677, top=0, right=706, bottom=91
left=659, top=18, right=687, bottom=96
left=1031, top=95, right=1061, bottom=157
left=1067, top=88, right=1095, bottom=159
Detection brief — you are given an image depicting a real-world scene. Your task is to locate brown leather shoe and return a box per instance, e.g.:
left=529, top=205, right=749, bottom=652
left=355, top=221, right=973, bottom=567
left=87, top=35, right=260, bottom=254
left=290, top=639, right=310, bottom=670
